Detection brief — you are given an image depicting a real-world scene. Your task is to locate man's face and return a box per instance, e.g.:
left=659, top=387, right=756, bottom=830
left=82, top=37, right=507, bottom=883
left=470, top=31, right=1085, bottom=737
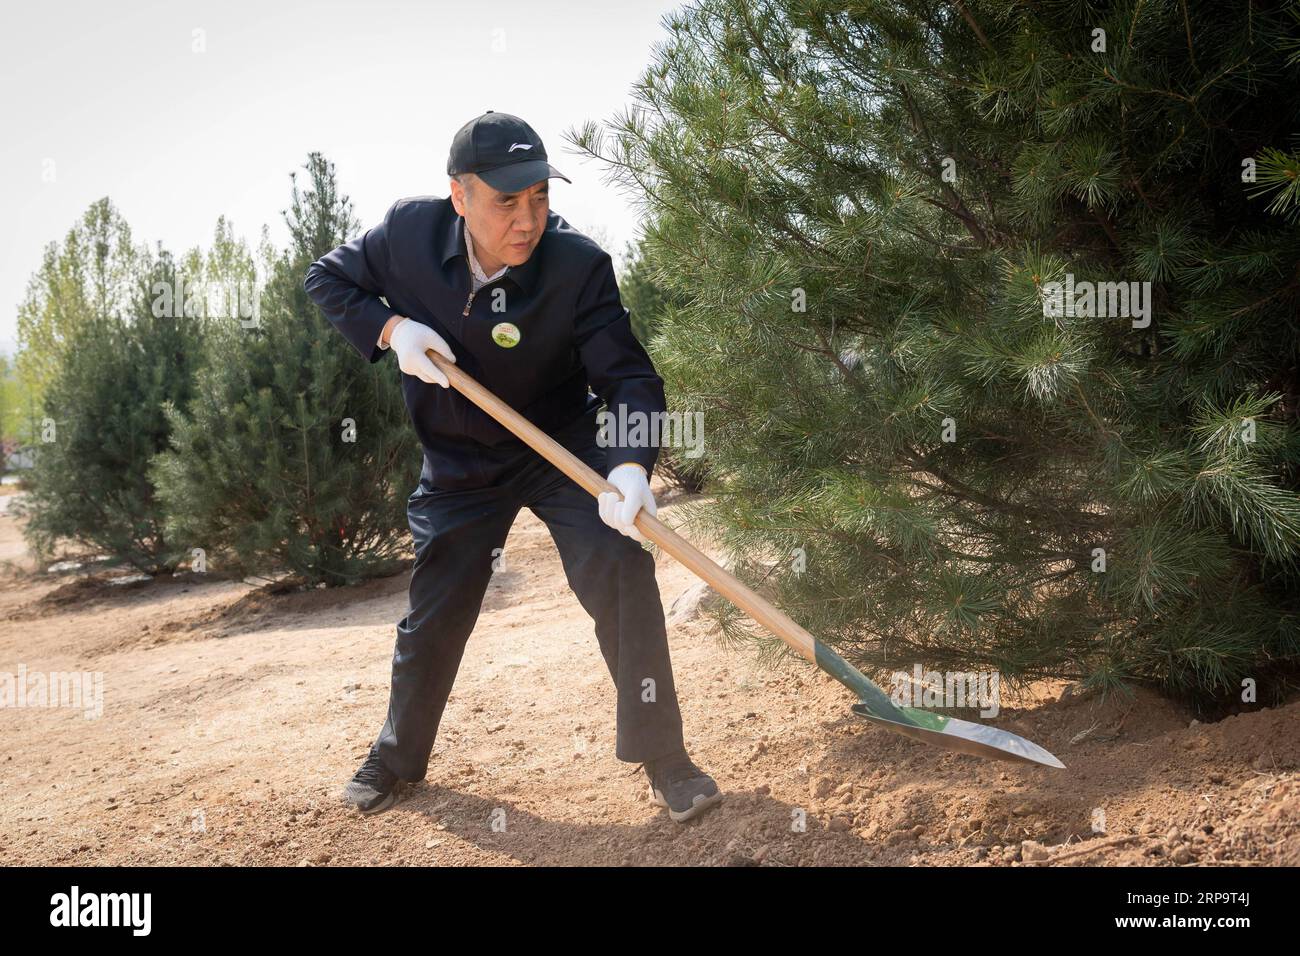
left=450, top=173, right=549, bottom=270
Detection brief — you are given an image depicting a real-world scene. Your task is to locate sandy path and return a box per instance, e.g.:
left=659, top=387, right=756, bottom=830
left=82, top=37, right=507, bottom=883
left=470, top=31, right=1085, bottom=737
left=0, top=485, right=1296, bottom=867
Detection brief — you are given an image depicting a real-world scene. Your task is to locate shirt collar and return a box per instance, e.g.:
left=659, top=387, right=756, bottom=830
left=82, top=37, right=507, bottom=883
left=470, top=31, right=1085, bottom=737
left=464, top=225, right=508, bottom=286
left=439, top=212, right=541, bottom=294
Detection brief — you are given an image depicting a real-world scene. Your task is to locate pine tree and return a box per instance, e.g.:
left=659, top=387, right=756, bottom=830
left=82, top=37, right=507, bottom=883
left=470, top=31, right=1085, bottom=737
left=18, top=238, right=206, bottom=573
left=152, top=154, right=419, bottom=586
left=619, top=237, right=706, bottom=492
left=620, top=237, right=683, bottom=343
left=570, top=0, right=1300, bottom=706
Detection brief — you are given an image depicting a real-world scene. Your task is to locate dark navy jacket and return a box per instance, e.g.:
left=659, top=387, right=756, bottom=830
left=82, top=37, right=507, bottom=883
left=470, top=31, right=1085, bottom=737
left=304, top=196, right=665, bottom=491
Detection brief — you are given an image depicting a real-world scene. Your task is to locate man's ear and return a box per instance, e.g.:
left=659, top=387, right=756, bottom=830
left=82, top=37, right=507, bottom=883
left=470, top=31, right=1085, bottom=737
left=449, top=176, right=467, bottom=217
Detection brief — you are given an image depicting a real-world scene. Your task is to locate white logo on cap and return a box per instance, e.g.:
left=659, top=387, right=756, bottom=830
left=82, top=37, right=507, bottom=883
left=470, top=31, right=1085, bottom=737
left=508, top=143, right=534, bottom=152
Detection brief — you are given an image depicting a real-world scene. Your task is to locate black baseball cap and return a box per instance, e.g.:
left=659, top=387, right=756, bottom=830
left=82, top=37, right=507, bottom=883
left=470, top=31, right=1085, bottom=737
left=447, top=111, right=571, bottom=193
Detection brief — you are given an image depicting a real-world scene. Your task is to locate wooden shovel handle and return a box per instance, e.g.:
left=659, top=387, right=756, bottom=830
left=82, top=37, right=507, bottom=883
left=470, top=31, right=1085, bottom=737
left=429, top=350, right=819, bottom=663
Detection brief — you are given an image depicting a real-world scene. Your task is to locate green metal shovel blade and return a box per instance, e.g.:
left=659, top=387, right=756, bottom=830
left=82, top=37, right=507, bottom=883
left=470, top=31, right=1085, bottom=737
left=850, top=703, right=1067, bottom=768
left=814, top=640, right=1066, bottom=769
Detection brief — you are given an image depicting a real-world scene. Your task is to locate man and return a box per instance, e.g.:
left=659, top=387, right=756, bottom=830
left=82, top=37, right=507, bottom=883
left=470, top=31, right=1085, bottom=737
left=303, top=111, right=722, bottom=823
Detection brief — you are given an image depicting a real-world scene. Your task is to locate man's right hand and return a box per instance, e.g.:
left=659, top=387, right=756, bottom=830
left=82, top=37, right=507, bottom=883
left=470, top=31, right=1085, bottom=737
left=387, top=317, right=456, bottom=388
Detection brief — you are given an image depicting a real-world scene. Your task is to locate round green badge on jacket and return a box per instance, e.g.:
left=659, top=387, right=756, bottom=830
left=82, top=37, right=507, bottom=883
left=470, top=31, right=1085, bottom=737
left=491, top=322, right=521, bottom=348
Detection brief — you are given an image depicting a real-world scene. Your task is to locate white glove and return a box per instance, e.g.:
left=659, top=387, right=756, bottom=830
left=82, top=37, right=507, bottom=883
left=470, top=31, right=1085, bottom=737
left=388, top=317, right=456, bottom=387
left=598, top=463, right=657, bottom=543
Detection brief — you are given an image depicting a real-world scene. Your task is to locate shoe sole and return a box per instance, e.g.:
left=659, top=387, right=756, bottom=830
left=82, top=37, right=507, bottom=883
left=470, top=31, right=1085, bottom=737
left=650, top=784, right=724, bottom=823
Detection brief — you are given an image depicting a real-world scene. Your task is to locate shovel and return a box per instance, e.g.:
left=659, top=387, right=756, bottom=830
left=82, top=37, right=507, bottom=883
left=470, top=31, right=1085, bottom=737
left=426, top=350, right=1064, bottom=769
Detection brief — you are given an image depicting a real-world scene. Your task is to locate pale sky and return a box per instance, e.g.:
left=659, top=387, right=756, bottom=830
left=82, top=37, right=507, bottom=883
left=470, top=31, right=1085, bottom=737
left=0, top=0, right=683, bottom=355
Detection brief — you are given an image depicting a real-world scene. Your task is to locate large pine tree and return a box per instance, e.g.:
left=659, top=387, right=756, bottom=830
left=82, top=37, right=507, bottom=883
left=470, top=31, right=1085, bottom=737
left=571, top=0, right=1300, bottom=706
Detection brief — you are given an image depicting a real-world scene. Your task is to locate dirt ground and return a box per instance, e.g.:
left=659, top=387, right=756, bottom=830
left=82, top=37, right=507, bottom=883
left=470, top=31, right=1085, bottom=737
left=1, top=480, right=1296, bottom=867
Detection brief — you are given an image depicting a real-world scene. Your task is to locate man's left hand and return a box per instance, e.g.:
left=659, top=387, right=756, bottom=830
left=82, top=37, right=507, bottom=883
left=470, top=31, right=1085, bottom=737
left=599, top=463, right=657, bottom=543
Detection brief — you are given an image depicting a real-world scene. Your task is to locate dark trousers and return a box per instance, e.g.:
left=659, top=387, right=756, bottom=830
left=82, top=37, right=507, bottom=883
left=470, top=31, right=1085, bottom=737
left=374, top=423, right=686, bottom=781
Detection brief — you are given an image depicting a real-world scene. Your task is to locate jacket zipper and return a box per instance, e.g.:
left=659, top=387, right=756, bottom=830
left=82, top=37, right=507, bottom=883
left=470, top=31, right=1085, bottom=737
left=462, top=262, right=483, bottom=484
left=463, top=259, right=509, bottom=316
left=462, top=256, right=476, bottom=315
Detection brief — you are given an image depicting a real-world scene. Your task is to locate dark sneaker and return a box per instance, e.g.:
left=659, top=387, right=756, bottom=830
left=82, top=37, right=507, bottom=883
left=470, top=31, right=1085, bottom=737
left=341, top=748, right=406, bottom=815
left=645, top=750, right=723, bottom=822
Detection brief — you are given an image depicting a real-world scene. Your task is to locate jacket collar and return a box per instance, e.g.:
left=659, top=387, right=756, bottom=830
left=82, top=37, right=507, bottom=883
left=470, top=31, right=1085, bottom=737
left=439, top=213, right=541, bottom=294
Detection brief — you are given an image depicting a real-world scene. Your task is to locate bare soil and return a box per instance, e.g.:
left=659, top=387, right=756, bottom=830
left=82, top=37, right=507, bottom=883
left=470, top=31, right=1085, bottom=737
left=1, top=483, right=1296, bottom=867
